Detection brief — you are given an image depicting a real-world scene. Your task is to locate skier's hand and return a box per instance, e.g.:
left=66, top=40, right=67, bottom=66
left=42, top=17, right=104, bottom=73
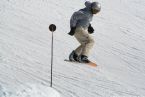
left=88, top=24, right=94, bottom=34
left=68, top=27, right=76, bottom=36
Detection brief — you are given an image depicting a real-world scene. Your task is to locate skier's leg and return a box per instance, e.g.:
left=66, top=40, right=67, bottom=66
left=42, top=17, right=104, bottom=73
left=74, top=45, right=83, bottom=55
left=77, top=36, right=94, bottom=63
left=81, top=35, right=95, bottom=56
left=73, top=27, right=93, bottom=63
left=69, top=27, right=85, bottom=61
left=74, top=27, right=95, bottom=63
left=74, top=27, right=88, bottom=55
left=74, top=27, right=95, bottom=56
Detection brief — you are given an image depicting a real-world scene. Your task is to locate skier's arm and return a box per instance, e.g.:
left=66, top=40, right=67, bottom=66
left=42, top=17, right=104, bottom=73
left=70, top=11, right=84, bottom=28
left=68, top=12, right=84, bottom=36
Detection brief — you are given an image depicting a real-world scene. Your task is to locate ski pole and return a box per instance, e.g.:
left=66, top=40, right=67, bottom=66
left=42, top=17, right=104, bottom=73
left=49, top=24, right=56, bottom=87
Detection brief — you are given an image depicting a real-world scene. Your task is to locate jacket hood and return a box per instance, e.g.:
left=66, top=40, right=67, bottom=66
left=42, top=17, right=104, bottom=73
left=85, top=1, right=92, bottom=9
left=80, top=1, right=92, bottom=14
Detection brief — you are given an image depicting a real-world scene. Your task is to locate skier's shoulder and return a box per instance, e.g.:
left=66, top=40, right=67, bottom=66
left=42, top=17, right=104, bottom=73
left=73, top=9, right=85, bottom=16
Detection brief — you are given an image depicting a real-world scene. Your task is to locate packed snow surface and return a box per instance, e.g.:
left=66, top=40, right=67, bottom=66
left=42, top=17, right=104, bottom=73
left=0, top=0, right=145, bottom=97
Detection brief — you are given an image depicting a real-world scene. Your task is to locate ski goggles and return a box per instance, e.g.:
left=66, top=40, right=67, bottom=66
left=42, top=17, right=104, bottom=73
left=91, top=8, right=101, bottom=14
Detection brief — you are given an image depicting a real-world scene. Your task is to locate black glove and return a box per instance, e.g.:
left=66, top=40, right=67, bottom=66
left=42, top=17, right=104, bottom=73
left=68, top=27, right=76, bottom=36
left=88, top=24, right=94, bottom=34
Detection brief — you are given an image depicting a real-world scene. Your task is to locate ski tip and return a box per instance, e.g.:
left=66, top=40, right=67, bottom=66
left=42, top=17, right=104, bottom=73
left=88, top=62, right=97, bottom=67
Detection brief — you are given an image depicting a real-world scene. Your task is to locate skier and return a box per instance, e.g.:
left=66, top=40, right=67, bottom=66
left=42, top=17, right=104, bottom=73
left=68, top=1, right=101, bottom=63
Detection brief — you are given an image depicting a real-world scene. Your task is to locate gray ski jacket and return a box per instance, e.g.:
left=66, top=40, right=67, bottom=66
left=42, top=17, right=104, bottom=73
left=70, top=1, right=93, bottom=29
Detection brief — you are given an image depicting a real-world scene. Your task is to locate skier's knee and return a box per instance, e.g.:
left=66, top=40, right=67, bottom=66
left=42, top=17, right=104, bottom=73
left=89, top=38, right=95, bottom=45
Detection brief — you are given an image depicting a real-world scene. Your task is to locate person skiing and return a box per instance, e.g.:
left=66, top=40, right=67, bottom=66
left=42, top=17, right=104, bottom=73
left=68, top=1, right=101, bottom=63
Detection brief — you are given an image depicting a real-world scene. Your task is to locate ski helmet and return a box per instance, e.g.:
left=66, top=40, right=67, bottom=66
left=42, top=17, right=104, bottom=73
left=91, top=2, right=101, bottom=14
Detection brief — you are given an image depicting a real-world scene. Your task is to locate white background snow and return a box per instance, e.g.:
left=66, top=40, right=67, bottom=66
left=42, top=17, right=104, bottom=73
left=0, top=0, right=145, bottom=97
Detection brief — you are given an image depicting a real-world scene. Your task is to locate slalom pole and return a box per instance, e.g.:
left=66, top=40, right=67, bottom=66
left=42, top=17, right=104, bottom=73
left=49, top=24, right=56, bottom=87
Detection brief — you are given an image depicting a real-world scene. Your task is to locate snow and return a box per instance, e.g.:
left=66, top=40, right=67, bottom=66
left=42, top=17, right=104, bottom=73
left=0, top=84, right=61, bottom=97
left=0, top=0, right=145, bottom=97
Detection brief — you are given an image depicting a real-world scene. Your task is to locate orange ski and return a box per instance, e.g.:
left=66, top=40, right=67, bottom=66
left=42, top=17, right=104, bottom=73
left=64, top=59, right=97, bottom=67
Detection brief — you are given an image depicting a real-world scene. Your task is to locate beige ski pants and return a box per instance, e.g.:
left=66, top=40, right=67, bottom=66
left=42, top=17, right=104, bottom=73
left=74, top=27, right=95, bottom=56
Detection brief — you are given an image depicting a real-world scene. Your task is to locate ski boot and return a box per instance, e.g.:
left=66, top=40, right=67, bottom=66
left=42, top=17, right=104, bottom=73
left=78, top=55, right=90, bottom=63
left=69, top=50, right=79, bottom=62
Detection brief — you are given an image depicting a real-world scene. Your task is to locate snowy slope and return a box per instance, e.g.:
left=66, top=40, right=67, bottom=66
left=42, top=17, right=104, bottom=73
left=0, top=84, right=61, bottom=97
left=0, top=0, right=145, bottom=97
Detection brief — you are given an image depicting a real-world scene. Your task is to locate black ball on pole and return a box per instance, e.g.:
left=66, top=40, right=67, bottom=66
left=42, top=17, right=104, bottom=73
left=49, top=24, right=56, bottom=87
left=49, top=24, right=56, bottom=32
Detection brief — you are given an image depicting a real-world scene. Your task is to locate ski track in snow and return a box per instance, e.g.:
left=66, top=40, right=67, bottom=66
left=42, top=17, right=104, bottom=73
left=0, top=0, right=145, bottom=97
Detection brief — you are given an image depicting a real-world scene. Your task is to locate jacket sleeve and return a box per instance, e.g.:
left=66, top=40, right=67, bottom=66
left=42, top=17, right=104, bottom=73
left=70, top=11, right=84, bottom=28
